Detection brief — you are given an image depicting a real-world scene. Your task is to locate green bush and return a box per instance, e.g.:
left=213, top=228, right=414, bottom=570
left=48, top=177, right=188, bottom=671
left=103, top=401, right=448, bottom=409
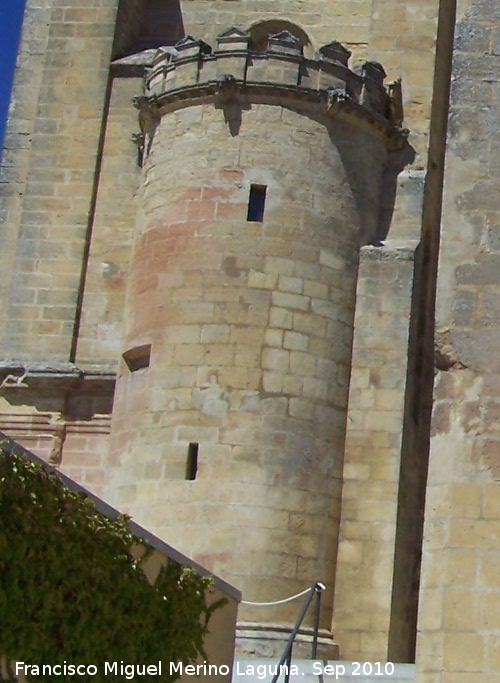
left=0, top=447, right=220, bottom=682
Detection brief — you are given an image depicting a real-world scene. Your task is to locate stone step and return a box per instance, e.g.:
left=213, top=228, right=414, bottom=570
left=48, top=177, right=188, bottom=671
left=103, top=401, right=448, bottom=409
left=232, top=659, right=415, bottom=683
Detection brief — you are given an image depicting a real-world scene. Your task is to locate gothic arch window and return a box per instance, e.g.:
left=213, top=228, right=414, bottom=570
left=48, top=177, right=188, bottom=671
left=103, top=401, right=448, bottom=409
left=248, top=20, right=313, bottom=58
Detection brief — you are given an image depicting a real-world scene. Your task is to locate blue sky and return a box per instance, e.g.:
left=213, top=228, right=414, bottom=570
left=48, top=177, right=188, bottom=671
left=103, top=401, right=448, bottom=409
left=0, top=0, right=26, bottom=149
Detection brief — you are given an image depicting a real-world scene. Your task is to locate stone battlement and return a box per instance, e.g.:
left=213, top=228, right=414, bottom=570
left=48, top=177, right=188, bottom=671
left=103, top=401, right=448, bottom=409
left=117, top=30, right=408, bottom=152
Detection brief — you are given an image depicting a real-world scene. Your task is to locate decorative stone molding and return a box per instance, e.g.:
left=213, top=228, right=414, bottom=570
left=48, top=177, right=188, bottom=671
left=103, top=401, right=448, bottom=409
left=216, top=27, right=250, bottom=52
left=267, top=30, right=303, bottom=57
left=0, top=362, right=116, bottom=391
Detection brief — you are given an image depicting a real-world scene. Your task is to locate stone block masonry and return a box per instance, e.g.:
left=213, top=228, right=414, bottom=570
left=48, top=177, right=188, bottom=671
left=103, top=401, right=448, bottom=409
left=74, top=76, right=142, bottom=366
left=334, top=242, right=417, bottom=662
left=0, top=0, right=119, bottom=362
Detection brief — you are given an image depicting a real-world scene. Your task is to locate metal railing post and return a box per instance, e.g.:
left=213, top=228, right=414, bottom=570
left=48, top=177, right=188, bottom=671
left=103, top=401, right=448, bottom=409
left=270, top=581, right=325, bottom=683
left=311, top=583, right=323, bottom=659
left=284, top=647, right=293, bottom=683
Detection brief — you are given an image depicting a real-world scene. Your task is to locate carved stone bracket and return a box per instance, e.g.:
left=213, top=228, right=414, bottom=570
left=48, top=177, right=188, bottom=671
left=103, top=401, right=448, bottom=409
left=132, top=95, right=161, bottom=160
left=326, top=87, right=350, bottom=107
left=133, top=95, right=161, bottom=135
left=214, top=74, right=244, bottom=136
left=131, top=132, right=146, bottom=166
left=131, top=132, right=145, bottom=148
left=215, top=74, right=240, bottom=103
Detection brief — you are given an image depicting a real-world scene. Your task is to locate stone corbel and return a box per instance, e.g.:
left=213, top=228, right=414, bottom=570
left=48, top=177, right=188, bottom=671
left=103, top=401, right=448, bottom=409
left=215, top=74, right=244, bottom=136
left=131, top=132, right=146, bottom=166
left=325, top=87, right=350, bottom=109
left=387, top=78, right=404, bottom=127
left=215, top=74, right=241, bottom=104
left=133, top=95, right=161, bottom=134
left=132, top=95, right=162, bottom=159
left=48, top=419, right=67, bottom=465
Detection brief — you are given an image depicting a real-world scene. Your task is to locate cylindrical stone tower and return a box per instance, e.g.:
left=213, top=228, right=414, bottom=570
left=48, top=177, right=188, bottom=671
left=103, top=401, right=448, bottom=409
left=105, top=30, right=408, bottom=655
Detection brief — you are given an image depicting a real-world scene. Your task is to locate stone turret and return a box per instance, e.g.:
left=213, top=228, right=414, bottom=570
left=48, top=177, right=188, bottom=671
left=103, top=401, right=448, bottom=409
left=105, top=30, right=410, bottom=657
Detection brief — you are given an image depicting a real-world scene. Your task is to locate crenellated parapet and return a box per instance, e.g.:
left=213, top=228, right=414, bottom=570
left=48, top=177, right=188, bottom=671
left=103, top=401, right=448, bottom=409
left=119, top=29, right=409, bottom=154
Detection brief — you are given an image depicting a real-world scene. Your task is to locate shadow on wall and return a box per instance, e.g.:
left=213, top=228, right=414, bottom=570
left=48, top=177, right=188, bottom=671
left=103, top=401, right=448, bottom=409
left=113, top=0, right=184, bottom=59
left=376, top=143, right=417, bottom=244
left=330, top=124, right=415, bottom=247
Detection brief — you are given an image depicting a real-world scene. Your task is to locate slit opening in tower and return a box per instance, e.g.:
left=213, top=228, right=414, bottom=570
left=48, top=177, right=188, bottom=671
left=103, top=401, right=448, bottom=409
left=186, top=443, right=199, bottom=481
left=122, top=344, right=151, bottom=372
left=247, top=184, right=267, bottom=222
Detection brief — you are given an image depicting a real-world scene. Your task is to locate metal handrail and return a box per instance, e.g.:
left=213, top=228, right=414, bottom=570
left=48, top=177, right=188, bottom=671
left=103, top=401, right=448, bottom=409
left=271, top=581, right=325, bottom=683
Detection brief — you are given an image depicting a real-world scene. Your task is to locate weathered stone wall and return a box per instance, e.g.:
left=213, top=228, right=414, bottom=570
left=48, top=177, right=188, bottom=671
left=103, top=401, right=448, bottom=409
left=181, top=0, right=373, bottom=56
left=0, top=0, right=118, bottom=362
left=367, top=0, right=440, bottom=245
left=368, top=0, right=439, bottom=160
left=74, top=76, right=141, bottom=366
left=415, top=0, right=500, bottom=681
left=0, top=0, right=120, bottom=509
left=0, top=0, right=52, bottom=358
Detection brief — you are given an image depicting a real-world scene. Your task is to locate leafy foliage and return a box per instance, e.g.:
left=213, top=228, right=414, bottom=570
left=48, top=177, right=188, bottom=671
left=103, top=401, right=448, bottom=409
left=0, top=446, right=221, bottom=682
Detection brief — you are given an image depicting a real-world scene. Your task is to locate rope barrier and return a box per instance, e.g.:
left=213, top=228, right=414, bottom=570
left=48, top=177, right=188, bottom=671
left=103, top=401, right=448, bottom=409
left=241, top=583, right=325, bottom=607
